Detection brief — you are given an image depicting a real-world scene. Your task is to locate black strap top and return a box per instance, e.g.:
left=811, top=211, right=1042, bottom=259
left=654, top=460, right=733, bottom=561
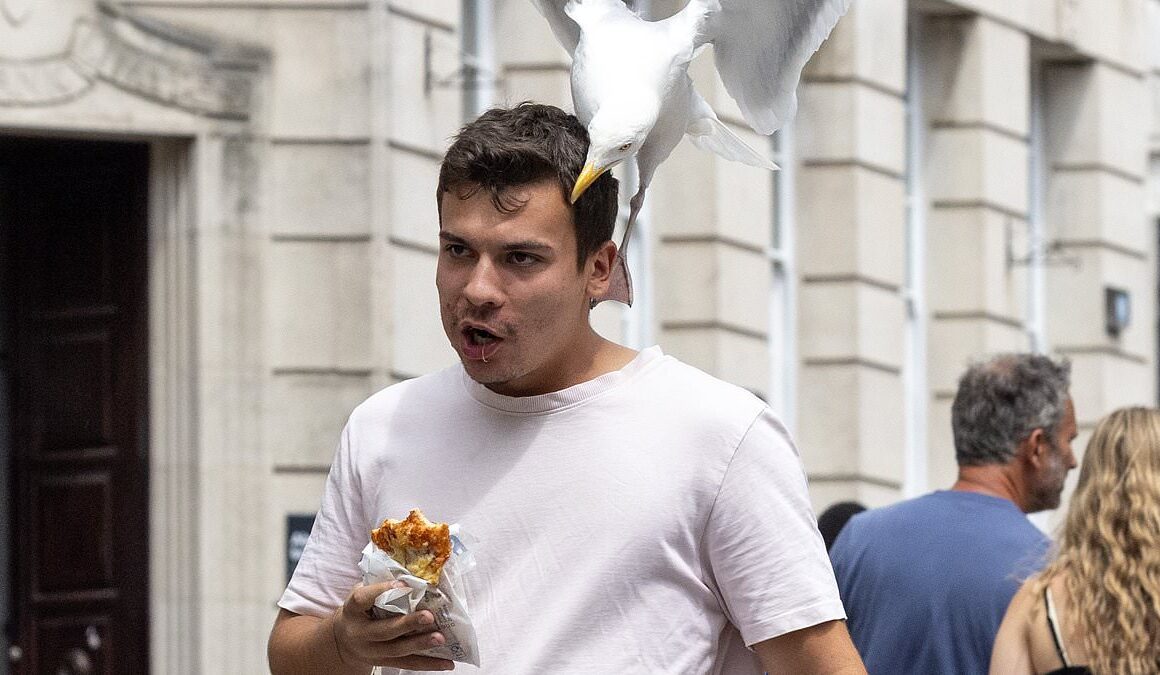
left=1043, top=587, right=1094, bottom=675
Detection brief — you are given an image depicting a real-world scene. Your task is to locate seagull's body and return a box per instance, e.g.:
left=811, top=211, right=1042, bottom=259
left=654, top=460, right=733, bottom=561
left=532, top=0, right=851, bottom=304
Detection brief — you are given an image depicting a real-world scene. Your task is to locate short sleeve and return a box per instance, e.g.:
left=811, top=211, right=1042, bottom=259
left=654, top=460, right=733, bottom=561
left=703, top=408, right=846, bottom=646
left=278, top=421, right=368, bottom=617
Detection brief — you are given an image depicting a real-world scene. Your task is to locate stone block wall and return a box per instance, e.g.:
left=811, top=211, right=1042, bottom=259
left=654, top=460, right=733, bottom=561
left=795, top=0, right=909, bottom=507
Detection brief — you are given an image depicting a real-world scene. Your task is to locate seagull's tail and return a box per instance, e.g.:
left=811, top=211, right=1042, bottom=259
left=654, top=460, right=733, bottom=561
left=686, top=92, right=778, bottom=170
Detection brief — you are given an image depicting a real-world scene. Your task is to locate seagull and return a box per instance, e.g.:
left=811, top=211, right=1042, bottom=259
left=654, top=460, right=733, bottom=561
left=530, top=0, right=851, bottom=305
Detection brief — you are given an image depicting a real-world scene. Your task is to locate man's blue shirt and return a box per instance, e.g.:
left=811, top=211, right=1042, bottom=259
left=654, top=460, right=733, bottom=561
left=829, top=491, right=1050, bottom=674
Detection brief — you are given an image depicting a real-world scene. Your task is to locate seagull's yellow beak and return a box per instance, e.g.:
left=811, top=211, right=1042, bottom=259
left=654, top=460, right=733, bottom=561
left=570, top=161, right=609, bottom=204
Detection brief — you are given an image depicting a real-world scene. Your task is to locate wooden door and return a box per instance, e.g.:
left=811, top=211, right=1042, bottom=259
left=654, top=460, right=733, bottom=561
left=0, top=138, right=150, bottom=674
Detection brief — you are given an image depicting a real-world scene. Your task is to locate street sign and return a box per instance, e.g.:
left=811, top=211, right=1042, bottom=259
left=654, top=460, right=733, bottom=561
left=286, top=514, right=316, bottom=584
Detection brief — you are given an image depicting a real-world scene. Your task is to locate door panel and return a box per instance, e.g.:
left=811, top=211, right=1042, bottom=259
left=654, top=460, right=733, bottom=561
left=33, top=472, right=116, bottom=598
left=1, top=138, right=150, bottom=675
left=34, top=329, right=117, bottom=455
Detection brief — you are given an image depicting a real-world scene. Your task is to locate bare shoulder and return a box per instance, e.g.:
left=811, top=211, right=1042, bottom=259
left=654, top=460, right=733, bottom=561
left=992, top=572, right=1087, bottom=675
left=990, top=578, right=1038, bottom=674
left=1040, top=574, right=1089, bottom=668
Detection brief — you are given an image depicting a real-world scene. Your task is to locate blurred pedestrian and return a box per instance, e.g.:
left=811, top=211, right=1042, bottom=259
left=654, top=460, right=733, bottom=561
left=829, top=353, right=1078, bottom=674
left=818, top=501, right=866, bottom=551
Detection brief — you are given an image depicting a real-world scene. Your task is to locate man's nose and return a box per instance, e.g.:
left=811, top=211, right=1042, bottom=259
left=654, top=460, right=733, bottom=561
left=463, top=258, right=504, bottom=307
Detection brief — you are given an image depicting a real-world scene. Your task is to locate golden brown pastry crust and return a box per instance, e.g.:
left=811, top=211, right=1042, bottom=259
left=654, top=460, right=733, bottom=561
left=371, top=509, right=452, bottom=585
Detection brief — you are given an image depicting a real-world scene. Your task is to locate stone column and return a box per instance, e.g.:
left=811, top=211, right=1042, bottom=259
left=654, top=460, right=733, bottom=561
left=198, top=131, right=270, bottom=672
left=795, top=0, right=908, bottom=508
left=648, top=53, right=777, bottom=397
left=1151, top=0, right=1160, bottom=224
left=923, top=14, right=1032, bottom=488
left=384, top=1, right=464, bottom=382
left=261, top=1, right=462, bottom=670
left=1044, top=61, right=1154, bottom=429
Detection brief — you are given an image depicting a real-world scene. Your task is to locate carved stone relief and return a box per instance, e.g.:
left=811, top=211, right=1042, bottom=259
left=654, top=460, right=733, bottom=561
left=0, top=4, right=262, bottom=119
left=2, top=0, right=36, bottom=28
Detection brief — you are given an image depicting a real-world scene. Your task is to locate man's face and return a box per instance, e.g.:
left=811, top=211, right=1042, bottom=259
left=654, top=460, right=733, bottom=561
left=1028, top=397, right=1079, bottom=512
left=436, top=179, right=600, bottom=397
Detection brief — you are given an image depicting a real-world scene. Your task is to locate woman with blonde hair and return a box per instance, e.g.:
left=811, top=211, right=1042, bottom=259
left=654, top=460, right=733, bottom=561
left=990, top=407, right=1160, bottom=674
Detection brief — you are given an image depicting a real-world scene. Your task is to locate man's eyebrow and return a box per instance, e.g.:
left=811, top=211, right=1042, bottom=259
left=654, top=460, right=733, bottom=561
left=438, top=231, right=554, bottom=252
left=503, top=241, right=553, bottom=252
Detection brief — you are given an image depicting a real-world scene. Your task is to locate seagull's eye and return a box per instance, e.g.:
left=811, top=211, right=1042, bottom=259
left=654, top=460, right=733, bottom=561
left=618, top=142, right=632, bottom=152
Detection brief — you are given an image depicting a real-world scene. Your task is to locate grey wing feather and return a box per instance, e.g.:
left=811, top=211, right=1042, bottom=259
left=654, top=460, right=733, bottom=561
left=686, top=90, right=777, bottom=170
left=702, top=0, right=851, bottom=135
left=530, top=0, right=582, bottom=54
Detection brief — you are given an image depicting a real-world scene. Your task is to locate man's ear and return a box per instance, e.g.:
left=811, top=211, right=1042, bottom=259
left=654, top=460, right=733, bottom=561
left=585, top=240, right=618, bottom=300
left=1021, top=428, right=1049, bottom=467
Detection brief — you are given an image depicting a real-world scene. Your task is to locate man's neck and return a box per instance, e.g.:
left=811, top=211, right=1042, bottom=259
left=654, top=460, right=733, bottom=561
left=547, top=330, right=637, bottom=393
left=950, top=465, right=1029, bottom=512
left=584, top=337, right=638, bottom=380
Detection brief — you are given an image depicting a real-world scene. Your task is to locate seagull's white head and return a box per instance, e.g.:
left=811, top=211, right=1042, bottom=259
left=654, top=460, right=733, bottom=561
left=570, top=103, right=657, bottom=204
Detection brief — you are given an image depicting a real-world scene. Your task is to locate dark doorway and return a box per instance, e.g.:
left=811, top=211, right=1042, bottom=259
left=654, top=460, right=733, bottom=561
left=0, top=139, right=150, bottom=674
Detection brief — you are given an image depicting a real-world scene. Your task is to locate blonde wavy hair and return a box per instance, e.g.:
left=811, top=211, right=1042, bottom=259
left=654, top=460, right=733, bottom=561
left=1032, top=407, right=1160, bottom=673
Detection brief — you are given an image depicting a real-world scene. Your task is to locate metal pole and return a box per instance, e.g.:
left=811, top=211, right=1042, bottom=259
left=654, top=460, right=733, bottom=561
left=903, top=12, right=929, bottom=497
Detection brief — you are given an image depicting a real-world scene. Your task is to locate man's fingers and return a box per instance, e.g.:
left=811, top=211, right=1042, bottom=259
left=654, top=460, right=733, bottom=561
left=362, top=610, right=438, bottom=643
left=347, top=580, right=402, bottom=610
left=369, top=629, right=447, bottom=660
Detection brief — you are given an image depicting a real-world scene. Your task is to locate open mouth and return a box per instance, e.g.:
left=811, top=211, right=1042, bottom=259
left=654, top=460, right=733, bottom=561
left=466, top=327, right=498, bottom=345
left=461, top=326, right=502, bottom=362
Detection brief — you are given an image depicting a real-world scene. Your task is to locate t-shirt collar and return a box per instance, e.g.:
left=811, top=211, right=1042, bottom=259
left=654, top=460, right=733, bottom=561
left=462, top=345, right=663, bottom=414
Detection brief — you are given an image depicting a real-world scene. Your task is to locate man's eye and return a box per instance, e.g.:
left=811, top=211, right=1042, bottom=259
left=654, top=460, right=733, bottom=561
left=444, top=244, right=469, bottom=257
left=619, top=142, right=632, bottom=151
left=507, top=252, right=538, bottom=266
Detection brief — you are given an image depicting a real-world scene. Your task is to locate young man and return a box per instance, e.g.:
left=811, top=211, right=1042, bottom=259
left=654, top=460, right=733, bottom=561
left=268, top=103, right=864, bottom=674
left=829, top=354, right=1078, bottom=674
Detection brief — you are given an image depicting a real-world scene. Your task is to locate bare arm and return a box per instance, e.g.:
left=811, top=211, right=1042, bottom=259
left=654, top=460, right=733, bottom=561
left=989, top=581, right=1035, bottom=675
left=754, top=620, right=866, bottom=674
left=268, top=581, right=454, bottom=674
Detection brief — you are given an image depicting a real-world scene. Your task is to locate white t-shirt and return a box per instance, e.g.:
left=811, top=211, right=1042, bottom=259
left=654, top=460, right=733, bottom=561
left=280, top=347, right=844, bottom=674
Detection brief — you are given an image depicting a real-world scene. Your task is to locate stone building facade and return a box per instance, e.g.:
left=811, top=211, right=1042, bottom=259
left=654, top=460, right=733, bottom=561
left=0, top=0, right=1156, bottom=671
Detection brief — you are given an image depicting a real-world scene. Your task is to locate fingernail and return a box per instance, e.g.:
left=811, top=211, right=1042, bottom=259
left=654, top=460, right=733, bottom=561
left=419, top=611, right=435, bottom=625
left=429, top=632, right=445, bottom=646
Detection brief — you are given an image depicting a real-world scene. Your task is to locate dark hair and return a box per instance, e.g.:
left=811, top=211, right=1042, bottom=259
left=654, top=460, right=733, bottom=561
left=818, top=501, right=866, bottom=551
left=951, top=353, right=1072, bottom=466
left=436, top=103, right=619, bottom=268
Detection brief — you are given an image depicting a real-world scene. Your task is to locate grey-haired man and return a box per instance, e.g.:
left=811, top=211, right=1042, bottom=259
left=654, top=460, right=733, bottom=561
left=829, top=353, right=1078, bottom=674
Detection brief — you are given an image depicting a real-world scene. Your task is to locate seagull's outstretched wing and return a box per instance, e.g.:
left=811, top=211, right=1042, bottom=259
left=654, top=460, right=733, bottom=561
left=531, top=0, right=641, bottom=55
left=530, top=0, right=582, bottom=54
left=700, top=0, right=851, bottom=135
left=531, top=0, right=640, bottom=55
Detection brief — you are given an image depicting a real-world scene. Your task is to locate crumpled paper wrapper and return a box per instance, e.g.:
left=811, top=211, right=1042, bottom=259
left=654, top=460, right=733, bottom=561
left=358, top=532, right=480, bottom=667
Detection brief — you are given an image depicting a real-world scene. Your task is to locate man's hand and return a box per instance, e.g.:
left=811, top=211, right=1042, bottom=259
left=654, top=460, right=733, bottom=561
left=269, top=581, right=455, bottom=674
left=332, top=581, right=453, bottom=670
left=754, top=620, right=866, bottom=674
